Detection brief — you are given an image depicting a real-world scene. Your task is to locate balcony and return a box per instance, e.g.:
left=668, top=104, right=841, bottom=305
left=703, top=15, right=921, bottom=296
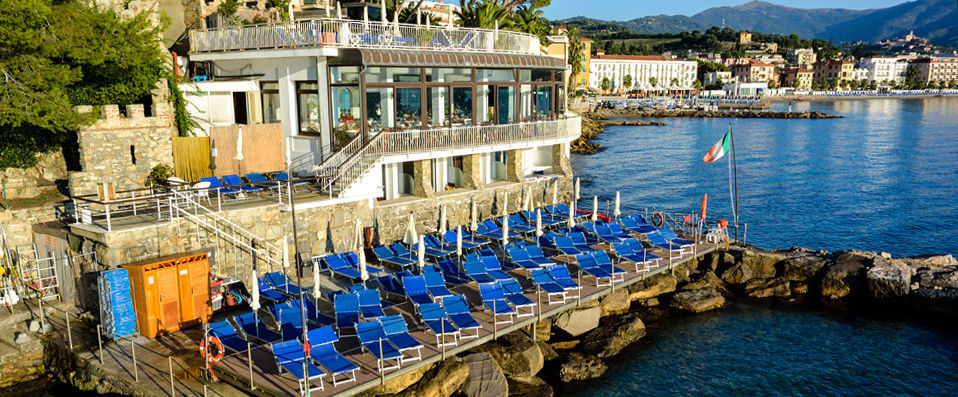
left=189, top=18, right=541, bottom=55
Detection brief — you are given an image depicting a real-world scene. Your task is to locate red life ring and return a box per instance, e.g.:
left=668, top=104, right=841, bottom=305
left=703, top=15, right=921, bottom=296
left=200, top=335, right=225, bottom=363
left=651, top=212, right=665, bottom=227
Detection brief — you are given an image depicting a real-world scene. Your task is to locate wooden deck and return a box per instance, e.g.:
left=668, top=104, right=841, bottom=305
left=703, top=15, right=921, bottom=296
left=212, top=239, right=717, bottom=397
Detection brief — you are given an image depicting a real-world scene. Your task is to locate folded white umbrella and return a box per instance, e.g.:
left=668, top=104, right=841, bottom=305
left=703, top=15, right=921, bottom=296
left=614, top=191, right=621, bottom=219
left=567, top=201, right=576, bottom=228
left=359, top=247, right=368, bottom=282
left=418, top=235, right=426, bottom=270
left=282, top=238, right=290, bottom=268
left=250, top=268, right=260, bottom=311
left=536, top=209, right=543, bottom=237
left=470, top=199, right=478, bottom=231
left=501, top=215, right=509, bottom=245
left=591, top=196, right=599, bottom=222
left=456, top=226, right=463, bottom=256
left=312, top=260, right=321, bottom=300
left=439, top=206, right=447, bottom=236
left=524, top=186, right=532, bottom=212
left=403, top=212, right=418, bottom=245
left=501, top=192, right=509, bottom=216
left=234, top=127, right=245, bottom=161
left=552, top=183, right=558, bottom=205
left=574, top=177, right=580, bottom=201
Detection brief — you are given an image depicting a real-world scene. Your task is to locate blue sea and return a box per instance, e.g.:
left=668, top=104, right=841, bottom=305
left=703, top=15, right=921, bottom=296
left=572, top=97, right=958, bottom=257
left=568, top=97, right=958, bottom=396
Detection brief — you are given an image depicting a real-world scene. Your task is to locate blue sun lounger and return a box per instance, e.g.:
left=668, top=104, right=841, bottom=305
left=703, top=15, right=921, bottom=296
left=569, top=232, right=593, bottom=252
left=278, top=306, right=318, bottom=341
left=479, top=282, right=516, bottom=326
left=419, top=302, right=459, bottom=347
left=245, top=173, right=280, bottom=190
left=546, top=264, right=581, bottom=299
left=506, top=247, right=540, bottom=270
left=356, top=321, right=403, bottom=372
left=612, top=242, right=658, bottom=272
left=272, top=171, right=309, bottom=191
left=380, top=315, right=423, bottom=364
left=436, top=259, right=471, bottom=285
left=222, top=174, right=263, bottom=195
left=474, top=221, right=503, bottom=240
left=530, top=269, right=566, bottom=305
left=554, top=236, right=583, bottom=255
left=423, top=267, right=454, bottom=299
left=322, top=255, right=362, bottom=279
left=658, top=228, right=695, bottom=252
left=285, top=296, right=335, bottom=326
left=504, top=216, right=536, bottom=234
left=620, top=217, right=657, bottom=234
left=334, top=293, right=360, bottom=331
left=200, top=177, right=241, bottom=196
left=376, top=271, right=411, bottom=297
left=521, top=210, right=564, bottom=227
left=481, top=255, right=513, bottom=281
left=304, top=326, right=358, bottom=387
left=425, top=235, right=455, bottom=252
left=646, top=231, right=681, bottom=256
left=265, top=271, right=310, bottom=296
left=358, top=289, right=386, bottom=319
left=576, top=253, right=614, bottom=287
left=608, top=223, right=634, bottom=240
left=257, top=279, right=291, bottom=302
left=208, top=320, right=250, bottom=353
left=272, top=339, right=325, bottom=394
left=234, top=312, right=281, bottom=343
left=591, top=250, right=627, bottom=281
left=389, top=243, right=418, bottom=262
left=372, top=246, right=416, bottom=271
left=593, top=224, right=624, bottom=243
left=464, top=260, right=498, bottom=284
left=413, top=240, right=452, bottom=259
left=402, top=275, right=434, bottom=306
left=498, top=278, right=535, bottom=317
left=443, top=230, right=482, bottom=250
left=525, top=245, right=555, bottom=266
left=442, top=296, right=481, bottom=340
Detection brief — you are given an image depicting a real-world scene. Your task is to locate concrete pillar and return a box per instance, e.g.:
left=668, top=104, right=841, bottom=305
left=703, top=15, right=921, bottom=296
left=505, top=149, right=524, bottom=183
left=278, top=68, right=298, bottom=139
left=315, top=57, right=331, bottom=152
left=462, top=154, right=484, bottom=189
left=413, top=160, right=435, bottom=198
left=552, top=143, right=573, bottom=177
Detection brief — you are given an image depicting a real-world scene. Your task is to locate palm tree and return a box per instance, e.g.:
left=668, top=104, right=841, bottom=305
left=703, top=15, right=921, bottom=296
left=456, top=0, right=513, bottom=29
left=567, top=26, right=584, bottom=92
left=623, top=74, right=632, bottom=90
left=511, top=5, right=549, bottom=42
left=600, top=77, right=610, bottom=93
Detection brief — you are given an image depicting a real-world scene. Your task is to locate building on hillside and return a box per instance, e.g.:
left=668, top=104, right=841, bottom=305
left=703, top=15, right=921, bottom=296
left=786, top=48, right=817, bottom=69
left=852, top=68, right=869, bottom=82
left=183, top=16, right=576, bottom=203
left=753, top=54, right=785, bottom=65
left=761, top=42, right=778, bottom=53
left=857, top=56, right=909, bottom=85
left=703, top=70, right=732, bottom=88
left=730, top=59, right=775, bottom=83
left=400, top=0, right=461, bottom=25
left=739, top=31, right=752, bottom=44
left=780, top=67, right=813, bottom=90
left=545, top=28, right=571, bottom=87
left=813, top=60, right=854, bottom=84
left=588, top=53, right=698, bottom=93
left=910, top=56, right=958, bottom=85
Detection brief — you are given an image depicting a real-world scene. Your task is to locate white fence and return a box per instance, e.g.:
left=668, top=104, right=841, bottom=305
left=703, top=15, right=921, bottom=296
left=190, top=18, right=541, bottom=55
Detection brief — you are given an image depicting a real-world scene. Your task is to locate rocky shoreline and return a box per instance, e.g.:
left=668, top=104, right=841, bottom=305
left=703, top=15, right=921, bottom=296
left=571, top=108, right=840, bottom=154
left=364, top=245, right=957, bottom=397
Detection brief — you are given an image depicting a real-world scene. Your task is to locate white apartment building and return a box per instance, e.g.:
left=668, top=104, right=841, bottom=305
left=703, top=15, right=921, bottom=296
left=857, top=56, right=909, bottom=84
left=588, top=54, right=698, bottom=92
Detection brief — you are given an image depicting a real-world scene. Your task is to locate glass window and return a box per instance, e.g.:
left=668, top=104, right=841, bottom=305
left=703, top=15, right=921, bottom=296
left=477, top=85, right=494, bottom=124
left=432, top=68, right=472, bottom=83
left=497, top=86, right=515, bottom=124
left=520, top=85, right=532, bottom=121
left=331, top=85, right=361, bottom=146
left=367, top=67, right=421, bottom=83
left=426, top=87, right=448, bottom=128
left=261, top=82, right=281, bottom=124
left=478, top=69, right=515, bottom=82
left=396, top=87, right=422, bottom=129
left=330, top=66, right=360, bottom=84
left=532, top=70, right=552, bottom=82
left=519, top=70, right=532, bottom=82
left=451, top=87, right=473, bottom=126
left=365, top=87, right=394, bottom=134
left=296, top=82, right=320, bottom=135
left=535, top=86, right=553, bottom=119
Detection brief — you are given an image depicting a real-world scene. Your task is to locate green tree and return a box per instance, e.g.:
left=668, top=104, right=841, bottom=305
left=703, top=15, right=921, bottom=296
left=218, top=0, right=241, bottom=23
left=456, top=0, right=513, bottom=29
left=567, top=26, right=584, bottom=92
left=0, top=0, right=169, bottom=169
left=869, top=80, right=879, bottom=90
left=768, top=78, right=778, bottom=89
left=623, top=74, right=633, bottom=90
left=649, top=77, right=658, bottom=87
left=670, top=78, right=679, bottom=88
left=600, top=77, right=611, bottom=92
left=511, top=5, right=549, bottom=42
left=693, top=79, right=703, bottom=90
left=792, top=77, right=801, bottom=89
left=949, top=79, right=957, bottom=89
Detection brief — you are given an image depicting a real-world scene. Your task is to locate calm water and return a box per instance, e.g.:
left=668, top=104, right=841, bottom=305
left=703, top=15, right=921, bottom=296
left=566, top=302, right=958, bottom=396
left=571, top=97, right=958, bottom=257
left=569, top=97, right=958, bottom=396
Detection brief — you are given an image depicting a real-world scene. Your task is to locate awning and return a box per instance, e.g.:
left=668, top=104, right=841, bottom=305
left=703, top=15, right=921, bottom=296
left=331, top=48, right=566, bottom=70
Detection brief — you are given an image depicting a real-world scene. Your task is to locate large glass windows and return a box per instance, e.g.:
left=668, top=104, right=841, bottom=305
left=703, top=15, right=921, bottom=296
left=520, top=85, right=532, bottom=121
left=330, top=66, right=360, bottom=84
left=396, top=87, right=422, bottom=129
left=477, top=85, right=494, bottom=124
left=296, top=82, right=321, bottom=135
left=478, top=69, right=515, bottom=82
left=535, top=85, right=553, bottom=119
left=427, top=87, right=448, bottom=128
left=431, top=68, right=472, bottom=83
left=331, top=85, right=361, bottom=146
left=367, top=67, right=421, bottom=83
left=497, top=86, right=515, bottom=124
left=261, top=82, right=281, bottom=124
left=365, top=87, right=394, bottom=133
left=451, top=87, right=473, bottom=126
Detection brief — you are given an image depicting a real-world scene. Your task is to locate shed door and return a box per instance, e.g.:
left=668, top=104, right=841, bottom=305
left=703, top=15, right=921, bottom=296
left=189, top=259, right=210, bottom=321
left=177, top=263, right=197, bottom=323
left=156, top=266, right=180, bottom=330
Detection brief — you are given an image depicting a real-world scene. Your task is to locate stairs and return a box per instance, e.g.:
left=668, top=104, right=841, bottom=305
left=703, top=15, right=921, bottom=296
left=317, top=133, right=385, bottom=198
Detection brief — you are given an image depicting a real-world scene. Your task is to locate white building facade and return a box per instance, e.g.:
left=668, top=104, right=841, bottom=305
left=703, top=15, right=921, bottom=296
left=588, top=55, right=698, bottom=92
left=857, top=56, right=909, bottom=84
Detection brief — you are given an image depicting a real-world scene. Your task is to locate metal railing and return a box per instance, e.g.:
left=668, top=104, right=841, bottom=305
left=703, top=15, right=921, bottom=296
left=317, top=116, right=581, bottom=197
left=190, top=18, right=541, bottom=55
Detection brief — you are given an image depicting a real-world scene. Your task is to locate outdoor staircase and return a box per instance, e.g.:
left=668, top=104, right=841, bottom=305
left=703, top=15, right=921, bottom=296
left=316, top=132, right=385, bottom=198
left=168, top=191, right=284, bottom=275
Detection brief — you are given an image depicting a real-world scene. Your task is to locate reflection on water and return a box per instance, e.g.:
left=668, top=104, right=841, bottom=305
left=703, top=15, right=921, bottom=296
left=572, top=97, right=958, bottom=256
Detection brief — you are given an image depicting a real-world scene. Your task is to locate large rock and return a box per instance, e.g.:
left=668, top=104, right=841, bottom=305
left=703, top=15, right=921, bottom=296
left=559, top=353, right=607, bottom=382
left=376, top=363, right=434, bottom=395
left=470, top=332, right=544, bottom=380
left=628, top=273, right=677, bottom=301
left=744, top=278, right=790, bottom=298
left=669, top=287, right=725, bottom=313
left=397, top=358, right=468, bottom=397
left=740, top=249, right=786, bottom=278
left=535, top=320, right=552, bottom=342
left=909, top=254, right=957, bottom=268
left=915, top=267, right=958, bottom=290
left=821, top=251, right=872, bottom=299
left=783, top=255, right=828, bottom=282
left=599, top=289, right=630, bottom=316
left=553, top=306, right=601, bottom=337
left=536, top=340, right=559, bottom=362
left=866, top=259, right=911, bottom=300
left=461, top=353, right=509, bottom=397
left=507, top=376, right=553, bottom=397
left=910, top=288, right=958, bottom=315
left=580, top=314, right=647, bottom=358
left=720, top=262, right=753, bottom=285
left=681, top=271, right=729, bottom=294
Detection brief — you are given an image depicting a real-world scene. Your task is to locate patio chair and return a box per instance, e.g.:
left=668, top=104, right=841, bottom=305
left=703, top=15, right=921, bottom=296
left=272, top=339, right=325, bottom=394
left=200, top=177, right=241, bottom=197
left=401, top=275, right=434, bottom=306
left=506, top=247, right=540, bottom=270
left=356, top=321, right=403, bottom=373
left=304, top=326, right=359, bottom=387
left=545, top=264, right=581, bottom=300
left=234, top=312, right=281, bottom=343
left=333, top=293, right=360, bottom=331
left=272, top=171, right=309, bottom=192
left=373, top=246, right=417, bottom=271
left=322, top=255, right=362, bottom=279
left=525, top=245, right=555, bottom=266
left=190, top=181, right=212, bottom=205
left=245, top=173, right=280, bottom=191
left=463, top=260, right=498, bottom=284
left=380, top=315, right=423, bottom=364
left=419, top=302, right=459, bottom=347
left=478, top=282, right=516, bottom=326
left=437, top=259, right=471, bottom=285
left=265, top=271, right=310, bottom=296
left=575, top=253, right=614, bottom=287
left=441, top=295, right=481, bottom=340
left=423, top=267, right=454, bottom=299
left=222, top=174, right=263, bottom=195
left=498, top=278, right=535, bottom=318
left=208, top=320, right=250, bottom=353
left=358, top=289, right=386, bottom=319
left=529, top=269, right=566, bottom=305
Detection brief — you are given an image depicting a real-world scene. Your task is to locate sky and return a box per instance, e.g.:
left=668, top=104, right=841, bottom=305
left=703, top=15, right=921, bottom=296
left=541, top=0, right=909, bottom=21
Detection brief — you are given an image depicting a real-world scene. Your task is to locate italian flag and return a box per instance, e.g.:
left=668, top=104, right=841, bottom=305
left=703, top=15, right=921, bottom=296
left=703, top=130, right=731, bottom=164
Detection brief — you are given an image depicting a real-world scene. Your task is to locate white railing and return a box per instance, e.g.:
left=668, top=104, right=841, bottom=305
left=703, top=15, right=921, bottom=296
left=190, top=18, right=541, bottom=55
left=320, top=116, right=581, bottom=196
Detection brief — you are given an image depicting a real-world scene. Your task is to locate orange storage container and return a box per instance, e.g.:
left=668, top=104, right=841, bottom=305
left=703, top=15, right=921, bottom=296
left=122, top=251, right=211, bottom=338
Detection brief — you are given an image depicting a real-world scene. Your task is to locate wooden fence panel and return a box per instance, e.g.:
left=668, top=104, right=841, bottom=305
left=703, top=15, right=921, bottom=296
left=209, top=124, right=285, bottom=177
left=172, top=137, right=212, bottom=183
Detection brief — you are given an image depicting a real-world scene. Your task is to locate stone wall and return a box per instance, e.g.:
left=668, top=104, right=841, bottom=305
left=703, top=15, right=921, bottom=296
left=69, top=104, right=175, bottom=197
left=0, top=152, right=67, bottom=201
left=0, top=205, right=62, bottom=252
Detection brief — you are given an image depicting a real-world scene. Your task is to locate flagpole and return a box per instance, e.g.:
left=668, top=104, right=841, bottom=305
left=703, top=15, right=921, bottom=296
left=729, top=122, right=739, bottom=242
